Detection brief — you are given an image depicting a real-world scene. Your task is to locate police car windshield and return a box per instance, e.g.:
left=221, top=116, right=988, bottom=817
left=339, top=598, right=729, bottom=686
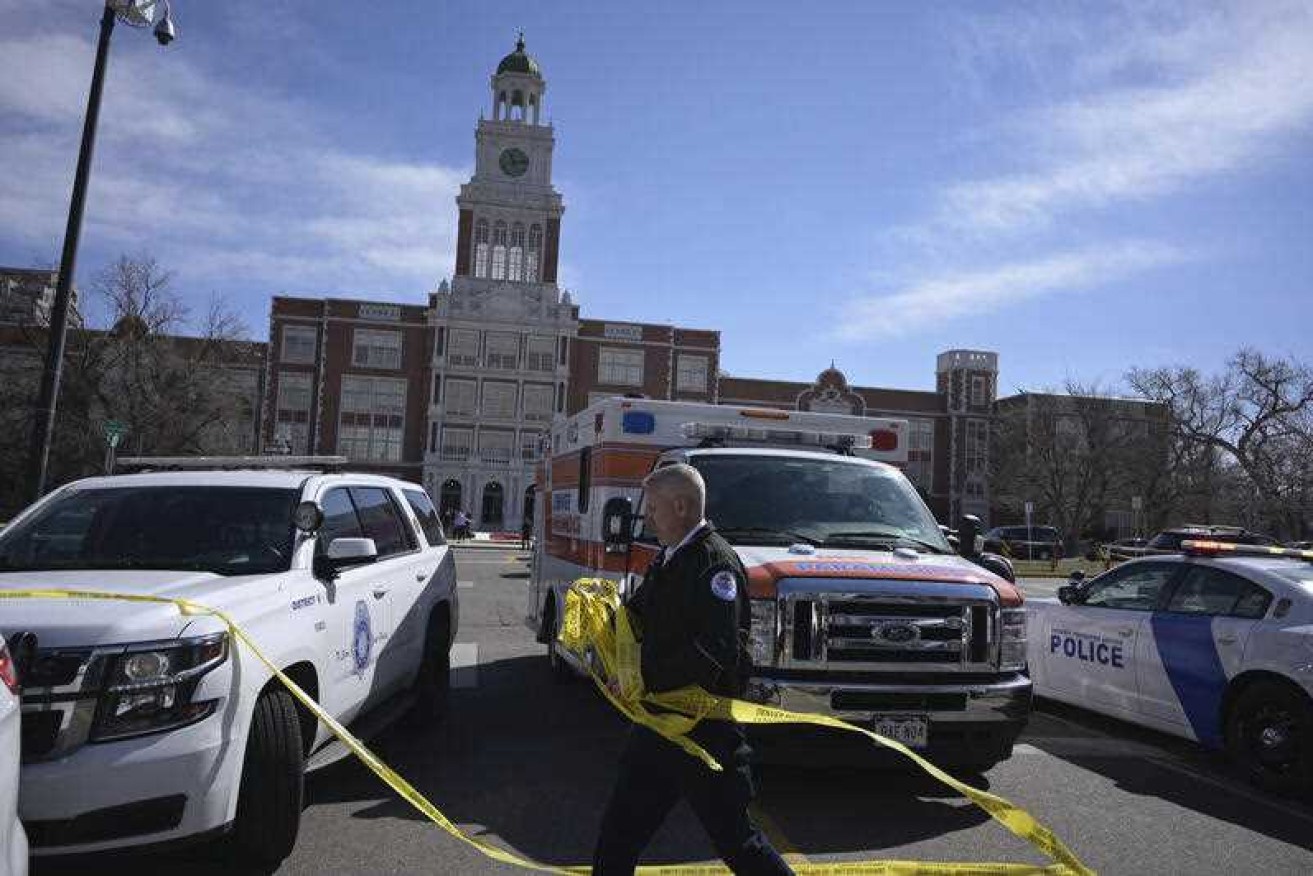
left=689, top=455, right=950, bottom=552
left=0, top=486, right=300, bottom=576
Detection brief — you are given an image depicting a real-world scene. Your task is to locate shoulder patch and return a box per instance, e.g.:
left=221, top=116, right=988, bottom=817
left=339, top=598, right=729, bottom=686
left=709, top=570, right=738, bottom=601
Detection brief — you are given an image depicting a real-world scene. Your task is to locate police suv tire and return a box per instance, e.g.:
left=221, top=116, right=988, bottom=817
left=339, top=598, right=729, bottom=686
left=229, top=687, right=305, bottom=866
left=1226, top=679, right=1313, bottom=795
left=410, top=610, right=451, bottom=723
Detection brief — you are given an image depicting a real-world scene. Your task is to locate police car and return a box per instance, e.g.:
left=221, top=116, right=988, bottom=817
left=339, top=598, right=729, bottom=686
left=0, top=635, right=29, bottom=876
left=1027, top=541, right=1313, bottom=793
left=0, top=457, right=458, bottom=865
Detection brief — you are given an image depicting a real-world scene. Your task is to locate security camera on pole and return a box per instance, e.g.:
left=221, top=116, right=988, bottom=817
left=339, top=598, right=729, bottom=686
left=24, top=0, right=178, bottom=504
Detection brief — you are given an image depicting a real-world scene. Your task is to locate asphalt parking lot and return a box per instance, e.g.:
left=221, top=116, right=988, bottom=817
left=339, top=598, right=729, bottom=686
left=32, top=550, right=1313, bottom=875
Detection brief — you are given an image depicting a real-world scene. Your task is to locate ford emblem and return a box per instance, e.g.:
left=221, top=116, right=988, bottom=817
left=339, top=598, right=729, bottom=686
left=874, top=622, right=919, bottom=644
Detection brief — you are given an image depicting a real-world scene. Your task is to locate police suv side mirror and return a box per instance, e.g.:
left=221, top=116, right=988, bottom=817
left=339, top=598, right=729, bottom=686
left=957, top=515, right=982, bottom=559
left=602, top=497, right=634, bottom=554
left=314, top=537, right=379, bottom=580
left=1057, top=585, right=1084, bottom=605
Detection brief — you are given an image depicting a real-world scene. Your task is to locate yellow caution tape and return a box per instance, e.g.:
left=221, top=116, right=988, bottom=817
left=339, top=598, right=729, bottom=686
left=0, top=585, right=1092, bottom=875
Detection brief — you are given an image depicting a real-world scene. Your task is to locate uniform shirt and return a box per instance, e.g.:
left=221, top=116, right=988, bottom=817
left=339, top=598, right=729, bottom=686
left=661, top=519, right=710, bottom=565
left=625, top=524, right=750, bottom=697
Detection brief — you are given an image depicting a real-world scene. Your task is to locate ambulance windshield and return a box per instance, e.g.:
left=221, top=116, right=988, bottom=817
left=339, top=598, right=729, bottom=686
left=685, top=454, right=951, bottom=553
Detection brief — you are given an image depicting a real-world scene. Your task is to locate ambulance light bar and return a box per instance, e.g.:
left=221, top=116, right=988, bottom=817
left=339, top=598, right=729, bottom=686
left=1180, top=540, right=1313, bottom=563
left=681, top=422, right=874, bottom=450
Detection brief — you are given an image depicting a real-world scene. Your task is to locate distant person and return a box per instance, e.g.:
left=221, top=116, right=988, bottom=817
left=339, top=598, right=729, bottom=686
left=520, top=516, right=533, bottom=550
left=453, top=509, right=470, bottom=541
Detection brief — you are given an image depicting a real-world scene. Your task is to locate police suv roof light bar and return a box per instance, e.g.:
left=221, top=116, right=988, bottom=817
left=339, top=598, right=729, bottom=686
left=115, top=456, right=350, bottom=473
left=1180, top=539, right=1313, bottom=563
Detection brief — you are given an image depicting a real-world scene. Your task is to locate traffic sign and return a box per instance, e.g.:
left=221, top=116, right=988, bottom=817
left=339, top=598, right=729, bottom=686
left=104, top=420, right=128, bottom=448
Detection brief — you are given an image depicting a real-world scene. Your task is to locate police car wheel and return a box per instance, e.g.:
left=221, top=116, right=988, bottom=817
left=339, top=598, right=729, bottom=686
left=229, top=687, right=305, bottom=866
left=1226, top=680, right=1313, bottom=794
left=410, top=610, right=451, bottom=723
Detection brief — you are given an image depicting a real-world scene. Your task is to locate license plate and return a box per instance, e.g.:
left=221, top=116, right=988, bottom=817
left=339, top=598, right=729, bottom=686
left=872, top=714, right=929, bottom=749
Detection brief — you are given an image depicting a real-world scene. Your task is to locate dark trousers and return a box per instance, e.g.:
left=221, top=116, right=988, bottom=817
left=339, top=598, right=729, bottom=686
left=592, top=722, right=794, bottom=875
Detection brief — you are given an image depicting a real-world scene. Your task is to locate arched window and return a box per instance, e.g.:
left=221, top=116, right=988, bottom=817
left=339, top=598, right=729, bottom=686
left=511, top=90, right=525, bottom=121
left=526, top=224, right=542, bottom=282
left=508, top=223, right=526, bottom=281
left=492, top=221, right=508, bottom=279
left=473, top=219, right=490, bottom=278
left=496, top=91, right=507, bottom=120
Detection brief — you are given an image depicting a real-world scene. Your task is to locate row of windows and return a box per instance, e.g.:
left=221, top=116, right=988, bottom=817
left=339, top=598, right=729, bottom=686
left=597, top=347, right=709, bottom=392
left=281, top=325, right=405, bottom=371
left=434, top=426, right=544, bottom=463
left=444, top=329, right=559, bottom=372
left=473, top=220, right=543, bottom=282
left=438, top=378, right=558, bottom=420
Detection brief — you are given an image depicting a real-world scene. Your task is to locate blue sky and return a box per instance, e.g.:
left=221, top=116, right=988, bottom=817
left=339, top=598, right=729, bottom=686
left=1, top=0, right=1309, bottom=394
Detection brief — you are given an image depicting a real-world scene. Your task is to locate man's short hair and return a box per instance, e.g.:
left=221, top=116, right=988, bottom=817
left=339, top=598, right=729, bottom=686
left=643, top=463, right=706, bottom=518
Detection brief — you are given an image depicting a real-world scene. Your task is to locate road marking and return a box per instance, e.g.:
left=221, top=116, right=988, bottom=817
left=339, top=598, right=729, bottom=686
left=451, top=643, right=478, bottom=688
left=750, top=803, right=810, bottom=868
left=458, top=580, right=475, bottom=589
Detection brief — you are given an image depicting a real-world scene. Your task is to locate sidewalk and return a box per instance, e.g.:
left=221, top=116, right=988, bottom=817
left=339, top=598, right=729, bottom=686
left=449, top=532, right=531, bottom=550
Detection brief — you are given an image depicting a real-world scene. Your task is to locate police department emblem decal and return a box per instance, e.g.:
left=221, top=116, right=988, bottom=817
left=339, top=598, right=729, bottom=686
left=352, top=600, right=373, bottom=674
left=710, top=571, right=738, bottom=601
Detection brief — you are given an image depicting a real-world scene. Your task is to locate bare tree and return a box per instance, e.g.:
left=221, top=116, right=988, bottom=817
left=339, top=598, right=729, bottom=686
left=1129, top=349, right=1313, bottom=539
left=0, top=254, right=257, bottom=516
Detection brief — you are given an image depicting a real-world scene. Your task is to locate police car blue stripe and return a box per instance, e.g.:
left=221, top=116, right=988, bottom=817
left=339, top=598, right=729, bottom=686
left=1149, top=613, right=1227, bottom=747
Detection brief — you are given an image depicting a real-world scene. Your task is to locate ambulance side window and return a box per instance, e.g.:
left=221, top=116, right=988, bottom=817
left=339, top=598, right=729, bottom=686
left=578, top=447, right=592, bottom=513
left=1082, top=563, right=1176, bottom=611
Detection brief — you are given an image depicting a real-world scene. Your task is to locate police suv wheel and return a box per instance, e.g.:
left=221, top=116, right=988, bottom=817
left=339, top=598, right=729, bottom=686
left=1226, top=680, right=1313, bottom=795
left=229, top=687, right=305, bottom=866
left=410, top=611, right=451, bottom=723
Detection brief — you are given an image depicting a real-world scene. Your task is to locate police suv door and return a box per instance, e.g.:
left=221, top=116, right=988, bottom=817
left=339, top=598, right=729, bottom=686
left=1136, top=564, right=1272, bottom=745
left=1042, top=562, right=1179, bottom=715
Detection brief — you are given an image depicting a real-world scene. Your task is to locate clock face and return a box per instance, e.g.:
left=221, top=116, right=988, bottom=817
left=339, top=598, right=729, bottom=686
left=499, top=147, right=530, bottom=178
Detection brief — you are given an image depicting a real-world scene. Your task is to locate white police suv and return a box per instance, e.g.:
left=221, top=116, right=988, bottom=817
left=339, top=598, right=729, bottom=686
left=0, top=457, right=458, bottom=865
left=1028, top=541, right=1313, bottom=793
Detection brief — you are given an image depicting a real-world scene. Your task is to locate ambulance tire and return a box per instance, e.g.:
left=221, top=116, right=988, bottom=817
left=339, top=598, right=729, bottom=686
left=228, top=687, right=304, bottom=868
left=409, top=608, right=451, bottom=724
left=1226, top=679, right=1313, bottom=795
left=545, top=597, right=574, bottom=683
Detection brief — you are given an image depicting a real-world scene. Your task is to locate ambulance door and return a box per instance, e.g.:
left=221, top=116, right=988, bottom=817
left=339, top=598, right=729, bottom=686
left=1044, top=562, right=1178, bottom=715
left=1137, top=565, right=1270, bottom=745
left=623, top=487, right=661, bottom=598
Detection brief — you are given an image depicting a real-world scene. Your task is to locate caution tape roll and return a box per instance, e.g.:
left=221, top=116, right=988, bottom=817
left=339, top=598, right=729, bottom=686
left=0, top=586, right=1091, bottom=875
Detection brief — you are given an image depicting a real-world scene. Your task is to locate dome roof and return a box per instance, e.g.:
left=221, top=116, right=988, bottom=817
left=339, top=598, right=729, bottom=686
left=496, top=36, right=541, bottom=77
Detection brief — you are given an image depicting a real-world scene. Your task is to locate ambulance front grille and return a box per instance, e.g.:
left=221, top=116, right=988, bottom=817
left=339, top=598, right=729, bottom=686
left=785, top=585, right=996, bottom=671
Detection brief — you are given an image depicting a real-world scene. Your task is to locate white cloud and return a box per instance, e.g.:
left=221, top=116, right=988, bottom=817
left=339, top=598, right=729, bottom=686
left=0, top=20, right=464, bottom=310
left=837, top=241, right=1186, bottom=340
left=934, top=0, right=1313, bottom=236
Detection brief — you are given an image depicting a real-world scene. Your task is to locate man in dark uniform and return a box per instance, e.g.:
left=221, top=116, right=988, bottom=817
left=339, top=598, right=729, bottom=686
left=592, top=463, right=794, bottom=875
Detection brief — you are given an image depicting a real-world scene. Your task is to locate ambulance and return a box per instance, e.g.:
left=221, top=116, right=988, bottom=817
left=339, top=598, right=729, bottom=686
left=529, top=398, right=1032, bottom=770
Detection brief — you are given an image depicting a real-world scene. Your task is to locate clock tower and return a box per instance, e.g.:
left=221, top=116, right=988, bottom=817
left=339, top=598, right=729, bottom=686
left=427, top=36, right=577, bottom=534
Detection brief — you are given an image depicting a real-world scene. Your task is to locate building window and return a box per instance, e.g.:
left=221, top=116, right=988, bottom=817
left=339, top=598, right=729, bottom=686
left=338, top=376, right=406, bottom=462
left=906, top=418, right=934, bottom=493
left=274, top=371, right=312, bottom=454
left=598, top=347, right=644, bottom=386
left=485, top=332, right=519, bottom=370
left=492, top=221, right=508, bottom=280
left=508, top=223, right=525, bottom=282
left=441, top=427, right=472, bottom=462
left=445, top=378, right=477, bottom=416
left=971, top=374, right=987, bottom=407
left=481, top=381, right=517, bottom=418
left=526, top=335, right=555, bottom=372
left=352, top=329, right=402, bottom=370
left=474, top=219, right=490, bottom=278
left=479, top=429, right=514, bottom=464
left=676, top=355, right=708, bottom=392
left=523, top=383, right=554, bottom=422
left=447, top=329, right=480, bottom=367
left=520, top=431, right=543, bottom=461
left=527, top=224, right=542, bottom=282
left=281, top=325, right=317, bottom=364
left=965, top=419, right=987, bottom=475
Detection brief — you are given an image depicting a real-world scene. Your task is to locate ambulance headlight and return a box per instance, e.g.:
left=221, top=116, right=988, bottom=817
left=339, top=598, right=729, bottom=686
left=998, top=608, right=1027, bottom=671
left=92, top=634, right=229, bottom=741
left=749, top=599, right=777, bottom=666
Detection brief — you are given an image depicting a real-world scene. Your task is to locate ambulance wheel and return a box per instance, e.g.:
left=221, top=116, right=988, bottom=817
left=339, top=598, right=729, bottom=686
left=1226, top=679, right=1313, bottom=795
left=229, top=687, right=304, bottom=867
left=545, top=598, right=573, bottom=683
left=410, top=609, right=451, bottom=724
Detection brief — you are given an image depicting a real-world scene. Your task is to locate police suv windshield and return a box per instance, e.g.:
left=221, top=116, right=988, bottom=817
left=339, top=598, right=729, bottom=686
left=678, top=454, right=951, bottom=553
left=0, top=486, right=300, bottom=576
